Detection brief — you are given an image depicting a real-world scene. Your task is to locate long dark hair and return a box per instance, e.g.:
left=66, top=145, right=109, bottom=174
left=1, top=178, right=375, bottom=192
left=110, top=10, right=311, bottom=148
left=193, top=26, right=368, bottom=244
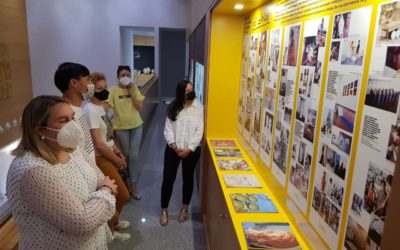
left=167, top=80, right=191, bottom=121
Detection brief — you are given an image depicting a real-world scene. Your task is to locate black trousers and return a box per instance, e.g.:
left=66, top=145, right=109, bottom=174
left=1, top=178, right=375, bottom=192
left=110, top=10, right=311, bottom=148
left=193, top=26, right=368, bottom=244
left=161, top=145, right=201, bottom=208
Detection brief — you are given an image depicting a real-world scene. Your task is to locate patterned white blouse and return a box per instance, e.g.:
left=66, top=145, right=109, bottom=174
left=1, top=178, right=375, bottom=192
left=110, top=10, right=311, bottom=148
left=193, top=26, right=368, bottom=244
left=6, top=148, right=116, bottom=250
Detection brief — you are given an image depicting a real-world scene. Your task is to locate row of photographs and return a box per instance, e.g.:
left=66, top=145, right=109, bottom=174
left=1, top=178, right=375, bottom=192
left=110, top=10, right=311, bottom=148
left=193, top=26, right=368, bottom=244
left=237, top=2, right=400, bottom=249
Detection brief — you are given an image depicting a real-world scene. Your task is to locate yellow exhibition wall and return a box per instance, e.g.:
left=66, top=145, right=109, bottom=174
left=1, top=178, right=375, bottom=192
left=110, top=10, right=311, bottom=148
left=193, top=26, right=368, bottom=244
left=207, top=0, right=400, bottom=249
left=206, top=14, right=243, bottom=137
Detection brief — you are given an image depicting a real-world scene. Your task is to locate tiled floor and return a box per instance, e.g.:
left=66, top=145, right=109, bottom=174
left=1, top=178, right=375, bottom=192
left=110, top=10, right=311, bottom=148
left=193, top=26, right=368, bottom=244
left=109, top=103, right=206, bottom=250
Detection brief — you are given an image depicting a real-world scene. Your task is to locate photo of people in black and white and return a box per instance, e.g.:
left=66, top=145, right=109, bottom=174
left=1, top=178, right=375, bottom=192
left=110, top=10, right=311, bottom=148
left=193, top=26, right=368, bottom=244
left=298, top=141, right=306, bottom=166
left=351, top=193, right=363, bottom=216
left=292, top=138, right=298, bottom=160
left=298, top=68, right=314, bottom=97
left=264, top=87, right=275, bottom=112
left=319, top=143, right=334, bottom=168
left=319, top=143, right=347, bottom=180
left=319, top=194, right=332, bottom=224
left=312, top=187, right=322, bottom=211
left=363, top=163, right=392, bottom=216
left=279, top=69, right=288, bottom=96
left=252, top=95, right=262, bottom=140
left=326, top=178, right=344, bottom=208
left=296, top=95, right=307, bottom=123
left=377, top=1, right=400, bottom=45
left=261, top=111, right=274, bottom=155
left=303, top=108, right=317, bottom=143
left=283, top=25, right=301, bottom=66
left=344, top=215, right=368, bottom=250
left=328, top=204, right=340, bottom=233
left=332, top=131, right=352, bottom=155
left=321, top=108, right=333, bottom=137
left=284, top=107, right=292, bottom=125
left=269, top=29, right=281, bottom=72
left=333, top=12, right=351, bottom=39
left=273, top=127, right=289, bottom=173
left=317, top=17, right=327, bottom=47
left=289, top=161, right=310, bottom=198
left=330, top=41, right=340, bottom=61
left=302, top=36, right=318, bottom=66
left=384, top=46, right=400, bottom=78
left=341, top=38, right=365, bottom=66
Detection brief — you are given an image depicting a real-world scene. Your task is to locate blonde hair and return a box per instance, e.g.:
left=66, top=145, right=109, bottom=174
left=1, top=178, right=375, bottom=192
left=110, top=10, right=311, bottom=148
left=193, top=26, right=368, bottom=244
left=13, top=95, right=69, bottom=165
left=90, top=72, right=106, bottom=85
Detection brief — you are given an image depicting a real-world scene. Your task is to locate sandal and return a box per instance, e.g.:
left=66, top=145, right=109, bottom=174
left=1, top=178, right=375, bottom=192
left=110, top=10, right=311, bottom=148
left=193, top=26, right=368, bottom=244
left=160, top=211, right=168, bottom=226
left=178, top=208, right=188, bottom=223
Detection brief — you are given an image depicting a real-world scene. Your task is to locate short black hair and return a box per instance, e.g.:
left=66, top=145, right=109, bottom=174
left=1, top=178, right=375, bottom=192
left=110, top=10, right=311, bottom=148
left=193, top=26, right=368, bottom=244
left=54, top=62, right=90, bottom=93
left=117, top=65, right=131, bottom=77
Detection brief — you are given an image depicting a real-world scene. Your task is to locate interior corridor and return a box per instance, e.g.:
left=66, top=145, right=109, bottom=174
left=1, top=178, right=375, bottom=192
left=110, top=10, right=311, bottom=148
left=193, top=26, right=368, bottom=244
left=109, top=102, right=206, bottom=250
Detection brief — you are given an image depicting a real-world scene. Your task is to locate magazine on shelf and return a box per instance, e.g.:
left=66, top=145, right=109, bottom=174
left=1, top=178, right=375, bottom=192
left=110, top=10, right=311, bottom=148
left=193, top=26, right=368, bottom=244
left=210, top=139, right=237, bottom=147
left=242, top=222, right=301, bottom=249
left=217, top=159, right=251, bottom=171
left=222, top=174, right=262, bottom=188
left=230, top=193, right=278, bottom=213
left=213, top=148, right=243, bottom=157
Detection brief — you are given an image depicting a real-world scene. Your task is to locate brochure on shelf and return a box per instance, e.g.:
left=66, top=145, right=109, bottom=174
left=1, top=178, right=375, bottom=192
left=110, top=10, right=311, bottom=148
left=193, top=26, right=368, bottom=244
left=217, top=159, right=251, bottom=171
left=213, top=148, right=243, bottom=158
left=223, top=174, right=262, bottom=188
left=230, top=193, right=278, bottom=213
left=242, top=222, right=301, bottom=249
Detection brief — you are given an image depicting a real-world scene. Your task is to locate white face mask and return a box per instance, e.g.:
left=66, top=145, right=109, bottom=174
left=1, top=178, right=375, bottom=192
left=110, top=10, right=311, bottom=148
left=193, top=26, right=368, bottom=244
left=82, top=84, right=95, bottom=101
left=44, top=120, right=83, bottom=148
left=119, top=76, right=132, bottom=86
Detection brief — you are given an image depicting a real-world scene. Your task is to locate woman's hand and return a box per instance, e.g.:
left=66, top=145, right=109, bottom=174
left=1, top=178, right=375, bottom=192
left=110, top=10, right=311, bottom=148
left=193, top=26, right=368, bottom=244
left=99, top=176, right=118, bottom=196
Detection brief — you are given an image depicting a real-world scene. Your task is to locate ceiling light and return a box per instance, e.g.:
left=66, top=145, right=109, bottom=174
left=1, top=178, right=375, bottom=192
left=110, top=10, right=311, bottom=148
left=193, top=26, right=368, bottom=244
left=234, top=4, right=244, bottom=10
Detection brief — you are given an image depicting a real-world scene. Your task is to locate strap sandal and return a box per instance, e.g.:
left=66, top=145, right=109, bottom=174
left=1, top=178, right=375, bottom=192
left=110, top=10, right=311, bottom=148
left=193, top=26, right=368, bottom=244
left=160, top=211, right=168, bottom=226
left=178, top=208, right=188, bottom=223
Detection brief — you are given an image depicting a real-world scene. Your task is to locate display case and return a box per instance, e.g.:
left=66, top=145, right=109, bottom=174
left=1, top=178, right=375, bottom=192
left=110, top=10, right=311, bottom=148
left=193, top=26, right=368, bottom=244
left=202, top=0, right=400, bottom=249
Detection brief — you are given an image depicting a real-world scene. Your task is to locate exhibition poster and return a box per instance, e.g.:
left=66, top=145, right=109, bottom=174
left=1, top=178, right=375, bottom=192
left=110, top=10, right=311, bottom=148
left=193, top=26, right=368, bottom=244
left=343, top=1, right=400, bottom=249
left=251, top=31, right=269, bottom=152
left=287, top=16, right=329, bottom=214
left=309, top=6, right=373, bottom=249
left=242, top=222, right=301, bottom=249
left=271, top=23, right=302, bottom=186
left=260, top=27, right=283, bottom=167
left=243, top=33, right=260, bottom=142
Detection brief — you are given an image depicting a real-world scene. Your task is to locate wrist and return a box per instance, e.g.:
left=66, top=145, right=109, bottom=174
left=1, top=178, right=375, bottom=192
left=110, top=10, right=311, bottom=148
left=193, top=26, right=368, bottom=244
left=99, top=185, right=113, bottom=195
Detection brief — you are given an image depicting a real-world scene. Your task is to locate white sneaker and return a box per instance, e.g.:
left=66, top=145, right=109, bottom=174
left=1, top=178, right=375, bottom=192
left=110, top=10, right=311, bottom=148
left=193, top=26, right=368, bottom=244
left=112, top=231, right=131, bottom=242
left=114, top=220, right=130, bottom=231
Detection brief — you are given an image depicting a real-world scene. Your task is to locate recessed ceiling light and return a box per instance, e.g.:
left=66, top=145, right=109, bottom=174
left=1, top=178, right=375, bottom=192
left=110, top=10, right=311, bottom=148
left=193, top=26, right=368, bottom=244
left=234, top=4, right=244, bottom=10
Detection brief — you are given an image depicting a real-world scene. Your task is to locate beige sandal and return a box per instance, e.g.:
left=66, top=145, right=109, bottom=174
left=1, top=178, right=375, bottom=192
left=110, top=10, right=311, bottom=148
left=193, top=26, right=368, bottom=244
left=178, top=208, right=188, bottom=223
left=160, top=211, right=168, bottom=226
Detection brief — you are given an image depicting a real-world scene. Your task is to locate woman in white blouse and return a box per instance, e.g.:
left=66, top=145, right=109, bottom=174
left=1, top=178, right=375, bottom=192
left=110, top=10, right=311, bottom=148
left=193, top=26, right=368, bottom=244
left=160, top=80, right=204, bottom=226
left=6, top=95, right=117, bottom=249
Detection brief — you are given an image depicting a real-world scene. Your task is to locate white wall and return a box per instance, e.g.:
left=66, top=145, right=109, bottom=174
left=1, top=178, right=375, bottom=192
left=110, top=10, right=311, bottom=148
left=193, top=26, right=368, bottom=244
left=26, top=0, right=187, bottom=96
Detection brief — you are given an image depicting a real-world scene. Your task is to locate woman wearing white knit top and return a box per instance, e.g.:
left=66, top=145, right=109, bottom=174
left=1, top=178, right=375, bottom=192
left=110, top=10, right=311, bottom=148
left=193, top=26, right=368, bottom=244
left=6, top=96, right=117, bottom=249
